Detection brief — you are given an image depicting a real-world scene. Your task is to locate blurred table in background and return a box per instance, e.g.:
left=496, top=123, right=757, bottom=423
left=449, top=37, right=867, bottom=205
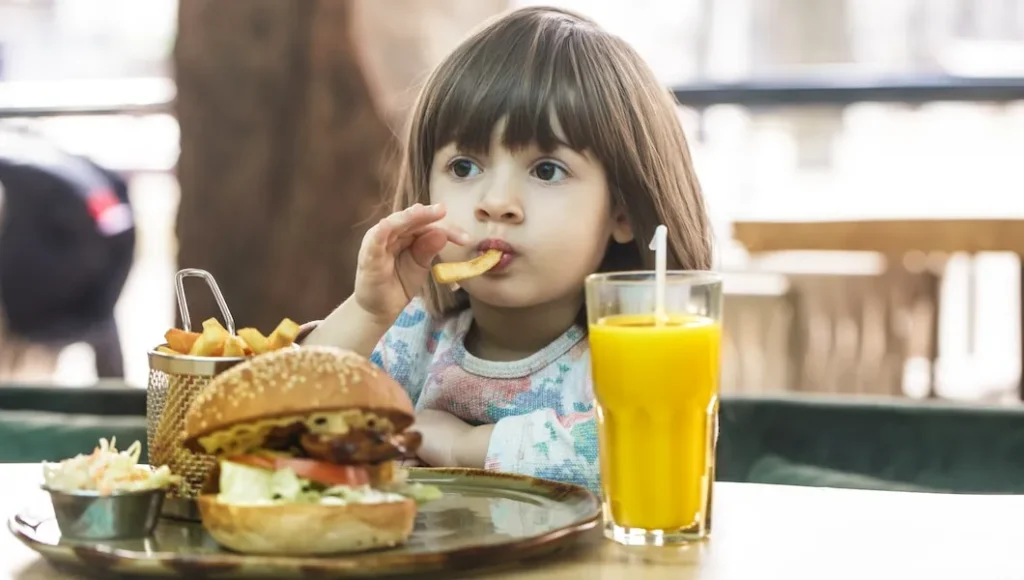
left=733, top=216, right=1024, bottom=399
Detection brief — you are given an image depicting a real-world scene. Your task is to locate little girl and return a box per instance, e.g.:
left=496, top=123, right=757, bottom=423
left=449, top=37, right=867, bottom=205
left=303, top=6, right=712, bottom=493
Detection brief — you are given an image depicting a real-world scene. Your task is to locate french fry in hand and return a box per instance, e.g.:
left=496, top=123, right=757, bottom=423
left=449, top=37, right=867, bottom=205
left=267, top=318, right=300, bottom=351
left=432, top=250, right=503, bottom=285
left=165, top=328, right=200, bottom=354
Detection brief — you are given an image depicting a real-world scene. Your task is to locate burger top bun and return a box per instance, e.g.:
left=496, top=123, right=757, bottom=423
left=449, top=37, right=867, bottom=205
left=182, top=346, right=415, bottom=456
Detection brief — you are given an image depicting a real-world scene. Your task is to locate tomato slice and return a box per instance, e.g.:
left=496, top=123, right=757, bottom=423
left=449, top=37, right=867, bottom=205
left=227, top=454, right=276, bottom=471
left=227, top=455, right=370, bottom=487
left=279, top=458, right=371, bottom=487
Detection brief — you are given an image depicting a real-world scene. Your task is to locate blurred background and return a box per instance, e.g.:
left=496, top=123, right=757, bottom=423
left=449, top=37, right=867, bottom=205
left=0, top=0, right=1021, bottom=405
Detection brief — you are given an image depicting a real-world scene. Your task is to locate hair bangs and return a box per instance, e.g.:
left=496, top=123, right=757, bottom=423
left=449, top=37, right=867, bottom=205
left=424, top=15, right=598, bottom=158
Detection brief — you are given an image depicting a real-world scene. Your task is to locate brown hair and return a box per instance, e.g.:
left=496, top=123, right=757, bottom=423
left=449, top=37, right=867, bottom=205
left=392, top=6, right=713, bottom=316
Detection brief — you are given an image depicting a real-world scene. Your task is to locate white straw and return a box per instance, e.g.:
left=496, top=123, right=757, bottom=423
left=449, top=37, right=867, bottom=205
left=649, top=224, right=667, bottom=325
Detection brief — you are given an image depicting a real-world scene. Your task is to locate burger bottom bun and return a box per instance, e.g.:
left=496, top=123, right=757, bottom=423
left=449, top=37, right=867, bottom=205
left=196, top=495, right=417, bottom=555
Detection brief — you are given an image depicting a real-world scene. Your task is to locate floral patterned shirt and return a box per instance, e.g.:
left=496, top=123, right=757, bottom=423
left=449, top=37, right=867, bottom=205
left=370, top=298, right=599, bottom=493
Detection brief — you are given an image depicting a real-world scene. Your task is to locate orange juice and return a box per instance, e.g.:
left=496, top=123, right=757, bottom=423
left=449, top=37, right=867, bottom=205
left=589, top=314, right=720, bottom=532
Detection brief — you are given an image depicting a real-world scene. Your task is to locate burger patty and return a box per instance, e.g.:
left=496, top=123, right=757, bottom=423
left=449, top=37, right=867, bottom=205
left=262, top=422, right=422, bottom=465
left=300, top=431, right=423, bottom=465
left=263, top=423, right=308, bottom=450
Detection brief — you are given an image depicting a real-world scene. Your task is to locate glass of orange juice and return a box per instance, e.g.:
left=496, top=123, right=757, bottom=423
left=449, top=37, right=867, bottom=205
left=585, top=271, right=722, bottom=546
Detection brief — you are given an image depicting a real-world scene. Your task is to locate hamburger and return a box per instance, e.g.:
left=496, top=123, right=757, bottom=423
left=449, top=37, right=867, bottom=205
left=182, top=346, right=440, bottom=555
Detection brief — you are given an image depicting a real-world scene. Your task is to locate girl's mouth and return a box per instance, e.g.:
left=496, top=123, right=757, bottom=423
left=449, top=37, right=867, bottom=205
left=477, top=239, right=515, bottom=272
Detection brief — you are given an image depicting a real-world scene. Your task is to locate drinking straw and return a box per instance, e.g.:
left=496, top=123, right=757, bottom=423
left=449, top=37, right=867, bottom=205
left=649, top=224, right=667, bottom=325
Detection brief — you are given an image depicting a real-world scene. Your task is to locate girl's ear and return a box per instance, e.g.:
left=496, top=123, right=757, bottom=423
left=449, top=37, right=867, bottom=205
left=610, top=206, right=633, bottom=244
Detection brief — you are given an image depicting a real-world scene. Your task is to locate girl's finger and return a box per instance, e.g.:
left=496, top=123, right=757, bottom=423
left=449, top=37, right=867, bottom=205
left=384, top=203, right=446, bottom=238
left=437, top=223, right=472, bottom=245
left=358, top=218, right=391, bottom=271
left=407, top=228, right=450, bottom=269
left=393, top=223, right=470, bottom=253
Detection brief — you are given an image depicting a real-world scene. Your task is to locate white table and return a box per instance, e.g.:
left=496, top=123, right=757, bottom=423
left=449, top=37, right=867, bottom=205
left=4, top=463, right=1023, bottom=579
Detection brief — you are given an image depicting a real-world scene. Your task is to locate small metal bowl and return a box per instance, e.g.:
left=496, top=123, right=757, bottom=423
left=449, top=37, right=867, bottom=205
left=43, top=485, right=167, bottom=541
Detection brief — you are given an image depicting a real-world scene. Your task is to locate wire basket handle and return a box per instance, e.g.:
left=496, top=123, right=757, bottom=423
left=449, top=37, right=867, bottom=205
left=174, top=268, right=235, bottom=335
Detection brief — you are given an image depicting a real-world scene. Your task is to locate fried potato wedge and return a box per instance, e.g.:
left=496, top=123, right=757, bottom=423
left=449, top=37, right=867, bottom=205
left=188, top=318, right=230, bottom=356
left=164, top=329, right=200, bottom=354
left=157, top=317, right=300, bottom=358
left=222, top=334, right=248, bottom=357
left=267, top=318, right=301, bottom=351
left=237, top=328, right=270, bottom=355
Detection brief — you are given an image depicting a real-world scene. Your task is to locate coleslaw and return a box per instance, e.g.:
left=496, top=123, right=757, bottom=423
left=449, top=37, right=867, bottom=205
left=42, top=437, right=181, bottom=496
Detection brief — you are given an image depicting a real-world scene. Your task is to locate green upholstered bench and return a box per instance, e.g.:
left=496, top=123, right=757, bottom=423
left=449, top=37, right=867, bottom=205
left=717, top=393, right=1024, bottom=493
left=0, top=383, right=145, bottom=416
left=0, top=383, right=148, bottom=463
left=0, top=410, right=148, bottom=463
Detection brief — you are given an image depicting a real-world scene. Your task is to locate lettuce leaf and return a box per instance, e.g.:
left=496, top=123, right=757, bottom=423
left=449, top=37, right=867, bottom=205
left=391, top=482, right=444, bottom=503
left=216, top=461, right=441, bottom=506
left=217, top=461, right=317, bottom=505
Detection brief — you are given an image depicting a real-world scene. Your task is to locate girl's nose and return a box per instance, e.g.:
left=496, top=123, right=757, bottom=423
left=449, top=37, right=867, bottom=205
left=475, top=189, right=524, bottom=224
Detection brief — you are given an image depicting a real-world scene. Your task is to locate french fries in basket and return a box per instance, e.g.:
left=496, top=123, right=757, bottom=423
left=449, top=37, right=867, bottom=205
left=156, top=318, right=301, bottom=358
left=432, top=249, right=503, bottom=285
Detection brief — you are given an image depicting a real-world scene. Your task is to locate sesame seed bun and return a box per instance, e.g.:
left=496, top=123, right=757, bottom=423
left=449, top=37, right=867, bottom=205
left=196, top=494, right=417, bottom=555
left=182, top=346, right=415, bottom=456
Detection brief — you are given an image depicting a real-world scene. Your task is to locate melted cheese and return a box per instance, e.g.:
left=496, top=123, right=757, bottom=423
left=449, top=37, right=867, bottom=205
left=197, top=409, right=394, bottom=456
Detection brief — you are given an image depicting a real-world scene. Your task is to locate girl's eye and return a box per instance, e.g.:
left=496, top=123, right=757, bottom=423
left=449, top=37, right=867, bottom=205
left=532, top=161, right=568, bottom=182
left=448, top=158, right=481, bottom=179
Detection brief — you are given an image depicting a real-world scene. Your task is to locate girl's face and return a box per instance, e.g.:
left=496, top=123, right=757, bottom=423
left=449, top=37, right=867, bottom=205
left=429, top=118, right=633, bottom=310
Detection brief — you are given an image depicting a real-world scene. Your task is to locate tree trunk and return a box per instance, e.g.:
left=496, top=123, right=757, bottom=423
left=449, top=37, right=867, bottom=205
left=351, top=0, right=510, bottom=130
left=174, top=0, right=394, bottom=333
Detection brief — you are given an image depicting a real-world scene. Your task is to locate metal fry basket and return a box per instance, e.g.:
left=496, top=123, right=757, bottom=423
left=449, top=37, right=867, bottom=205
left=147, top=268, right=245, bottom=521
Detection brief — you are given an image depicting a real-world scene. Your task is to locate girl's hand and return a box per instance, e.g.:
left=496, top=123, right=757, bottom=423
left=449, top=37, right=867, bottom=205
left=355, top=203, right=469, bottom=323
left=414, top=410, right=495, bottom=469
left=413, top=410, right=469, bottom=468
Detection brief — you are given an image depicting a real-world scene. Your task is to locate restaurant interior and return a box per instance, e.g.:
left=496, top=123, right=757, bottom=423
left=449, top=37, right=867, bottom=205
left=1, top=0, right=1023, bottom=577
